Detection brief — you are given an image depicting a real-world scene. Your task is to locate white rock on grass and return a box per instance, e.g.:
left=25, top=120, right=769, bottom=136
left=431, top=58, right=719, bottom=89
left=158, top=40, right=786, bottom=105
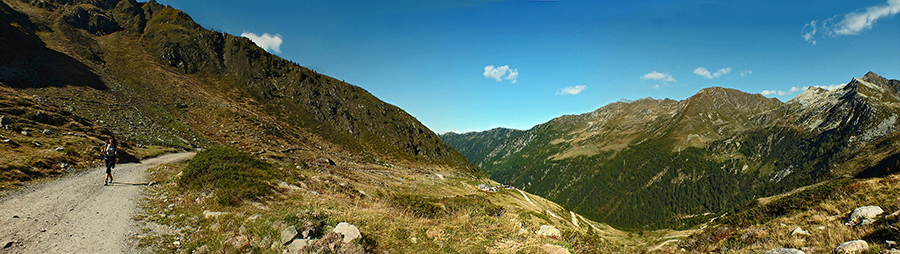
left=791, top=227, right=810, bottom=236
left=764, top=248, right=805, bottom=254
left=833, top=240, right=868, bottom=254
left=846, top=206, right=884, bottom=226
left=332, top=222, right=360, bottom=243
left=280, top=226, right=298, bottom=245
left=285, top=239, right=308, bottom=254
left=536, top=225, right=561, bottom=238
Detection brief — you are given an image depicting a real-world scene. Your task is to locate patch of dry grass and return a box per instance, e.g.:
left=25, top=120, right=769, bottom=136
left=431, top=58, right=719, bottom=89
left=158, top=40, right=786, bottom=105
left=136, top=154, right=657, bottom=253
left=669, top=174, right=900, bottom=253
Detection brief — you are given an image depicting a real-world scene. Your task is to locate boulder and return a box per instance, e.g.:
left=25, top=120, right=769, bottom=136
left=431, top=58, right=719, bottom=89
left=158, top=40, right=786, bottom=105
left=846, top=206, right=884, bottom=226
left=42, top=129, right=55, bottom=135
left=0, top=115, right=11, bottom=128
left=764, top=248, right=805, bottom=254
left=285, top=239, right=308, bottom=254
left=833, top=240, right=868, bottom=254
left=227, top=235, right=250, bottom=249
left=280, top=226, right=298, bottom=245
left=536, top=225, right=561, bottom=238
left=55, top=146, right=65, bottom=152
left=791, top=227, right=810, bottom=236
left=541, top=244, right=570, bottom=254
left=332, top=222, right=360, bottom=243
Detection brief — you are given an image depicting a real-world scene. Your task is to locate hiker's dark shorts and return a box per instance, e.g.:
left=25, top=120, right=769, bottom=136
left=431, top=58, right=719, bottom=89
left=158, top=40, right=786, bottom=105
left=105, top=157, right=116, bottom=173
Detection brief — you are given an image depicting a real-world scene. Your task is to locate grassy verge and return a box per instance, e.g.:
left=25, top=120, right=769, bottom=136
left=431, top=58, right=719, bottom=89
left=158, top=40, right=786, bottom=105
left=135, top=148, right=644, bottom=253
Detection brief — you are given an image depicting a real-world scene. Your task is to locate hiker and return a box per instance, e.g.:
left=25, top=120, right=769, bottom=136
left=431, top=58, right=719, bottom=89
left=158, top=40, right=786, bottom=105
left=102, top=135, right=117, bottom=185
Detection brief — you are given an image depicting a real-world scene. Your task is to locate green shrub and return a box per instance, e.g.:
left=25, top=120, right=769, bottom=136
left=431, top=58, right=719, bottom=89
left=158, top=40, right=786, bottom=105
left=179, top=146, right=279, bottom=206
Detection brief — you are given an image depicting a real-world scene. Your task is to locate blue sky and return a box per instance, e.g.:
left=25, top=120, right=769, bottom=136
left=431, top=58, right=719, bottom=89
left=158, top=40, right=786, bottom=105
left=156, top=0, right=900, bottom=133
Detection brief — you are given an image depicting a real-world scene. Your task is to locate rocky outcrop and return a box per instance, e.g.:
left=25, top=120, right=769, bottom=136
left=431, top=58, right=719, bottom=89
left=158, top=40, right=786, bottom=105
left=846, top=206, right=884, bottom=227
left=60, top=4, right=121, bottom=35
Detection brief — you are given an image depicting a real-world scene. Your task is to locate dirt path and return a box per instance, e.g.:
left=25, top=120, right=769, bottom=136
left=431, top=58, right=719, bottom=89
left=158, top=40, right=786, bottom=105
left=0, top=152, right=195, bottom=253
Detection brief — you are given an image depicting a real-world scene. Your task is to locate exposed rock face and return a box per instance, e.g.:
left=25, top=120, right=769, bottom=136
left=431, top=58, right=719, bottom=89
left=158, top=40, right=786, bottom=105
left=60, top=4, right=121, bottom=35
left=833, top=240, right=868, bottom=254
left=846, top=206, right=884, bottom=226
left=764, top=248, right=805, bottom=254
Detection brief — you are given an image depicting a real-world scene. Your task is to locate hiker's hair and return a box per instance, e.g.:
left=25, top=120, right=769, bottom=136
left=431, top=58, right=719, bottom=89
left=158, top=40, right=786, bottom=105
left=107, top=135, right=117, bottom=147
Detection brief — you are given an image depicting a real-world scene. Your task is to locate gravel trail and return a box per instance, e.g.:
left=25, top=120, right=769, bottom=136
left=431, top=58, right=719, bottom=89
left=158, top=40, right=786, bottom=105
left=0, top=152, right=195, bottom=253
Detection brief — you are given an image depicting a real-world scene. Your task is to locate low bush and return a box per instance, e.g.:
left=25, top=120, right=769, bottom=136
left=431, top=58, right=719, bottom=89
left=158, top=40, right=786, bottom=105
left=178, top=146, right=279, bottom=206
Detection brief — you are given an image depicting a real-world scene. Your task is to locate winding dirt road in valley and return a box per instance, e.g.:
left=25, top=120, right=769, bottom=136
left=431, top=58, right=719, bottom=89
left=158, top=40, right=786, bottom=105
left=0, top=152, right=195, bottom=253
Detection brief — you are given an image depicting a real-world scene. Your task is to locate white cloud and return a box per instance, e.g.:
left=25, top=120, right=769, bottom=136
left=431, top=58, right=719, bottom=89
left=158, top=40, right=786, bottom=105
left=760, top=84, right=846, bottom=97
left=740, top=70, right=753, bottom=77
left=641, top=71, right=676, bottom=82
left=802, top=20, right=818, bottom=44
left=803, top=0, right=900, bottom=44
left=241, top=31, right=283, bottom=53
left=693, top=67, right=732, bottom=79
left=483, top=65, right=518, bottom=84
left=558, top=85, right=586, bottom=95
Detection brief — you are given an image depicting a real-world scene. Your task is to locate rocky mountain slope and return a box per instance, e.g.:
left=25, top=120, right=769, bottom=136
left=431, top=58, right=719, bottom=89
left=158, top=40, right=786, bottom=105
left=1, top=0, right=471, bottom=171
left=442, top=72, right=900, bottom=230
left=0, top=0, right=663, bottom=252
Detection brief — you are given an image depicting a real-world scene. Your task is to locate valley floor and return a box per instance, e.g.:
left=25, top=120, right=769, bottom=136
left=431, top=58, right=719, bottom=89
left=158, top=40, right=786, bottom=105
left=0, top=152, right=194, bottom=253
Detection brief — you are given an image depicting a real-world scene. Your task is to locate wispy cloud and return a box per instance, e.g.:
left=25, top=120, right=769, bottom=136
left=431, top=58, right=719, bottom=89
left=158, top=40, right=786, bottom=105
left=483, top=65, right=519, bottom=84
left=740, top=70, right=753, bottom=77
left=803, top=0, right=900, bottom=44
left=641, top=71, right=676, bottom=82
left=557, top=85, right=586, bottom=95
left=760, top=87, right=803, bottom=96
left=642, top=71, right=675, bottom=89
left=693, top=67, right=732, bottom=79
left=241, top=31, right=283, bottom=53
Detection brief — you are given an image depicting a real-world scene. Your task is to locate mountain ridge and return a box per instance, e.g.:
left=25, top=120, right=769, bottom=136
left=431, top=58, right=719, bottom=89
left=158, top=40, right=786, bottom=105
left=442, top=73, right=900, bottom=229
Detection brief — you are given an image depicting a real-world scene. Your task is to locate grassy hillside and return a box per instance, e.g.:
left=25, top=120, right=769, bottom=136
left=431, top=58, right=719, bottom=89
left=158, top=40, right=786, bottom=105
left=0, top=0, right=472, bottom=173
left=0, top=0, right=685, bottom=252
left=443, top=77, right=900, bottom=230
